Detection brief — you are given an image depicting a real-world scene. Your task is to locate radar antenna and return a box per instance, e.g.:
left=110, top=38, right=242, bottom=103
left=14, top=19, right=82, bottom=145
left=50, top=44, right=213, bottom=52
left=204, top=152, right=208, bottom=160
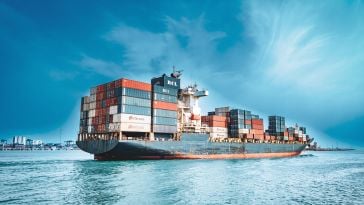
left=171, top=66, right=183, bottom=78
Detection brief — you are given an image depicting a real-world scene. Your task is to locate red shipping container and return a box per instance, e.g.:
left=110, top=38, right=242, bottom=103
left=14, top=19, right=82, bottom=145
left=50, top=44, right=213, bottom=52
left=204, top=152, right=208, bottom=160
left=153, top=101, right=177, bottom=111
left=96, top=84, right=106, bottom=92
left=251, top=119, right=263, bottom=125
left=246, top=134, right=254, bottom=139
left=110, top=97, right=117, bottom=106
left=116, top=78, right=152, bottom=91
left=107, top=81, right=116, bottom=90
left=208, top=121, right=227, bottom=128
left=284, top=131, right=289, bottom=137
left=254, top=134, right=264, bottom=140
left=288, top=136, right=294, bottom=141
left=96, top=92, right=106, bottom=101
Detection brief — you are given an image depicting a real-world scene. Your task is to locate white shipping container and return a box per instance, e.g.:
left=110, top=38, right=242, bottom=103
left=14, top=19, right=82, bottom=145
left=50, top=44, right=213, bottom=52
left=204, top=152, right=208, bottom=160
left=109, top=105, right=118, bottom=115
left=90, top=87, right=97, bottom=95
left=113, top=114, right=121, bottom=123
left=209, top=127, right=228, bottom=133
left=82, top=103, right=90, bottom=111
left=89, top=109, right=96, bottom=117
left=120, top=122, right=151, bottom=132
left=89, top=102, right=96, bottom=109
left=209, top=132, right=228, bottom=138
left=90, top=94, right=96, bottom=102
left=87, top=118, right=92, bottom=125
left=238, top=128, right=250, bottom=134
left=87, top=126, right=94, bottom=133
left=119, top=113, right=151, bottom=124
left=109, top=123, right=121, bottom=132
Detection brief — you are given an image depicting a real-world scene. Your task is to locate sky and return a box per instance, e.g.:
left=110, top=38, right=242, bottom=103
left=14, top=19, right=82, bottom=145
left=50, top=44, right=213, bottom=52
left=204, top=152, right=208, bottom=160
left=0, top=0, right=363, bottom=147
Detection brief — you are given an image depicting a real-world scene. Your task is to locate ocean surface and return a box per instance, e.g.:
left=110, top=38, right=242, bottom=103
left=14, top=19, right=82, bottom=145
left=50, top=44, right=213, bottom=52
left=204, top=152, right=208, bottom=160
left=0, top=150, right=363, bottom=205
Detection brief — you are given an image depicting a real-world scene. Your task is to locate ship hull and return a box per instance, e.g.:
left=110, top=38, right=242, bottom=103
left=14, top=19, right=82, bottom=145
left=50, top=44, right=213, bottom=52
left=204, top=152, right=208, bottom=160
left=77, top=138, right=307, bottom=160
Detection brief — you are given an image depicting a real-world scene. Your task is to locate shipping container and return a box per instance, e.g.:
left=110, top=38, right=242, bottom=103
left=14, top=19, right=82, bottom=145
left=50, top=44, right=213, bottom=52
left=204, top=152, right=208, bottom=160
left=118, top=113, right=151, bottom=124
left=120, top=122, right=151, bottom=132
left=90, top=87, right=97, bottom=95
left=154, top=93, right=178, bottom=103
left=153, top=101, right=177, bottom=111
left=153, top=109, right=177, bottom=118
left=118, top=105, right=151, bottom=116
left=109, top=105, right=118, bottom=115
left=209, top=127, right=228, bottom=133
left=152, top=85, right=178, bottom=96
left=116, top=79, right=151, bottom=91
left=153, top=116, right=177, bottom=126
left=210, top=132, right=228, bottom=138
left=115, top=87, right=151, bottom=99
left=120, top=96, right=151, bottom=107
left=153, top=125, right=177, bottom=133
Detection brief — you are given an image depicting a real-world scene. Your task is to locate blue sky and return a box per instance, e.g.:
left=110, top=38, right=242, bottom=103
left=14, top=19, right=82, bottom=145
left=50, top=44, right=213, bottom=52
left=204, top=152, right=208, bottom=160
left=0, top=0, right=363, bottom=147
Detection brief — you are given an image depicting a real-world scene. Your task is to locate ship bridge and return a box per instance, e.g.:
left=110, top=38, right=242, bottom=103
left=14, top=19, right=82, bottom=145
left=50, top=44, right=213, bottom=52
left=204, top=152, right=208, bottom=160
left=178, top=83, right=208, bottom=133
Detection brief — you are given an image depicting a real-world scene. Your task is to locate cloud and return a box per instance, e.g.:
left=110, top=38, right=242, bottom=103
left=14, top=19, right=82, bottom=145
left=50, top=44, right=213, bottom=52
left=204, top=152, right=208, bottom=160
left=78, top=54, right=125, bottom=78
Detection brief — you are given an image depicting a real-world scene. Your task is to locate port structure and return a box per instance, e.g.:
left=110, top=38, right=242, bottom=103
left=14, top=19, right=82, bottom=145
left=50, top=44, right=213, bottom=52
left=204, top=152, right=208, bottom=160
left=177, top=84, right=208, bottom=133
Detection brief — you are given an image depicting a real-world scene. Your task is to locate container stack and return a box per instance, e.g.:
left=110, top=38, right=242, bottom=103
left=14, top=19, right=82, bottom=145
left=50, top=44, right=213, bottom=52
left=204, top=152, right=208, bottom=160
left=250, top=115, right=264, bottom=141
left=151, top=74, right=180, bottom=137
left=202, top=115, right=228, bottom=138
left=79, top=96, right=90, bottom=133
left=81, top=78, right=152, bottom=138
left=229, top=109, right=252, bottom=138
left=109, top=79, right=152, bottom=134
left=268, top=116, right=286, bottom=140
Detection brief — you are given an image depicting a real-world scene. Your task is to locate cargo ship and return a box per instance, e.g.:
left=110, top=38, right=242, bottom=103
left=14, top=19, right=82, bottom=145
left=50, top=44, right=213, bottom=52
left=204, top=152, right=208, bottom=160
left=77, top=69, right=313, bottom=160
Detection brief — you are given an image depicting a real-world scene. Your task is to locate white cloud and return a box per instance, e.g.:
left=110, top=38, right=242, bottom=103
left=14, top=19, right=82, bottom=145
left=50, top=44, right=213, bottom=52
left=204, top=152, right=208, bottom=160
left=78, top=55, right=125, bottom=78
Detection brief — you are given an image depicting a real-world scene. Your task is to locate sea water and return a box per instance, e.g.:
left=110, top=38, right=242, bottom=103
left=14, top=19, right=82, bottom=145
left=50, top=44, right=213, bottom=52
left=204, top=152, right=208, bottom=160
left=0, top=150, right=363, bottom=204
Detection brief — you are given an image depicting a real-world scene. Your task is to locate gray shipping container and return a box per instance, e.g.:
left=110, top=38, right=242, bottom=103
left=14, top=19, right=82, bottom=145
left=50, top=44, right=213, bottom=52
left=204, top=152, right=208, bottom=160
left=153, top=125, right=177, bottom=133
left=153, top=109, right=177, bottom=118
left=153, top=116, right=177, bottom=126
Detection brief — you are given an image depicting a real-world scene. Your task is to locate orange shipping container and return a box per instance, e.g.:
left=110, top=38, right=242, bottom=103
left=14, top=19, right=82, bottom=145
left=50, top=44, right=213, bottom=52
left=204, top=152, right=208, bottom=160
left=246, top=134, right=254, bottom=139
left=244, top=120, right=252, bottom=125
left=251, top=119, right=263, bottom=125
left=254, top=134, right=264, bottom=140
left=153, top=101, right=177, bottom=111
left=208, top=121, right=227, bottom=128
left=116, top=78, right=151, bottom=91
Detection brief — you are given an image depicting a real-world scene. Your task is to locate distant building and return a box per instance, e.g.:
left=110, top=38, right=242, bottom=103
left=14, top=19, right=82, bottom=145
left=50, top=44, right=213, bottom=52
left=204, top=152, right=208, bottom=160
left=0, top=139, right=7, bottom=145
left=13, top=136, right=26, bottom=145
left=26, top=139, right=33, bottom=146
left=33, top=140, right=43, bottom=145
left=26, top=139, right=43, bottom=146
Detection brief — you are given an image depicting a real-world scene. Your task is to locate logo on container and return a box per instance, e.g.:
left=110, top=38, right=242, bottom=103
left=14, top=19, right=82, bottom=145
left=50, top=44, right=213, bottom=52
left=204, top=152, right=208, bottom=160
left=129, top=115, right=145, bottom=122
left=167, top=80, right=177, bottom=86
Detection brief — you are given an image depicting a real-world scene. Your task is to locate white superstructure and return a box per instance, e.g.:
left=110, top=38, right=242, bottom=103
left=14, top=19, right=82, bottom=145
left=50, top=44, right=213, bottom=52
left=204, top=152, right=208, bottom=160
left=177, top=84, right=208, bottom=133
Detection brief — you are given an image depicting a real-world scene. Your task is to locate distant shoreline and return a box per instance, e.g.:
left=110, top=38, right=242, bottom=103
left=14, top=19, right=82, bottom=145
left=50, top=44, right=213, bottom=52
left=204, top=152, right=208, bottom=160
left=305, top=148, right=355, bottom=151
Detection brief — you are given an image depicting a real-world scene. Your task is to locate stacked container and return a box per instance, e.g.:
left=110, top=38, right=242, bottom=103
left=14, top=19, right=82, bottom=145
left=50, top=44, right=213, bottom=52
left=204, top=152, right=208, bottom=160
left=250, top=115, right=264, bottom=141
left=268, top=116, right=286, bottom=140
left=151, top=74, right=180, bottom=136
left=229, top=109, right=252, bottom=138
left=110, top=79, right=152, bottom=133
left=201, top=115, right=228, bottom=138
left=81, top=78, right=152, bottom=137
